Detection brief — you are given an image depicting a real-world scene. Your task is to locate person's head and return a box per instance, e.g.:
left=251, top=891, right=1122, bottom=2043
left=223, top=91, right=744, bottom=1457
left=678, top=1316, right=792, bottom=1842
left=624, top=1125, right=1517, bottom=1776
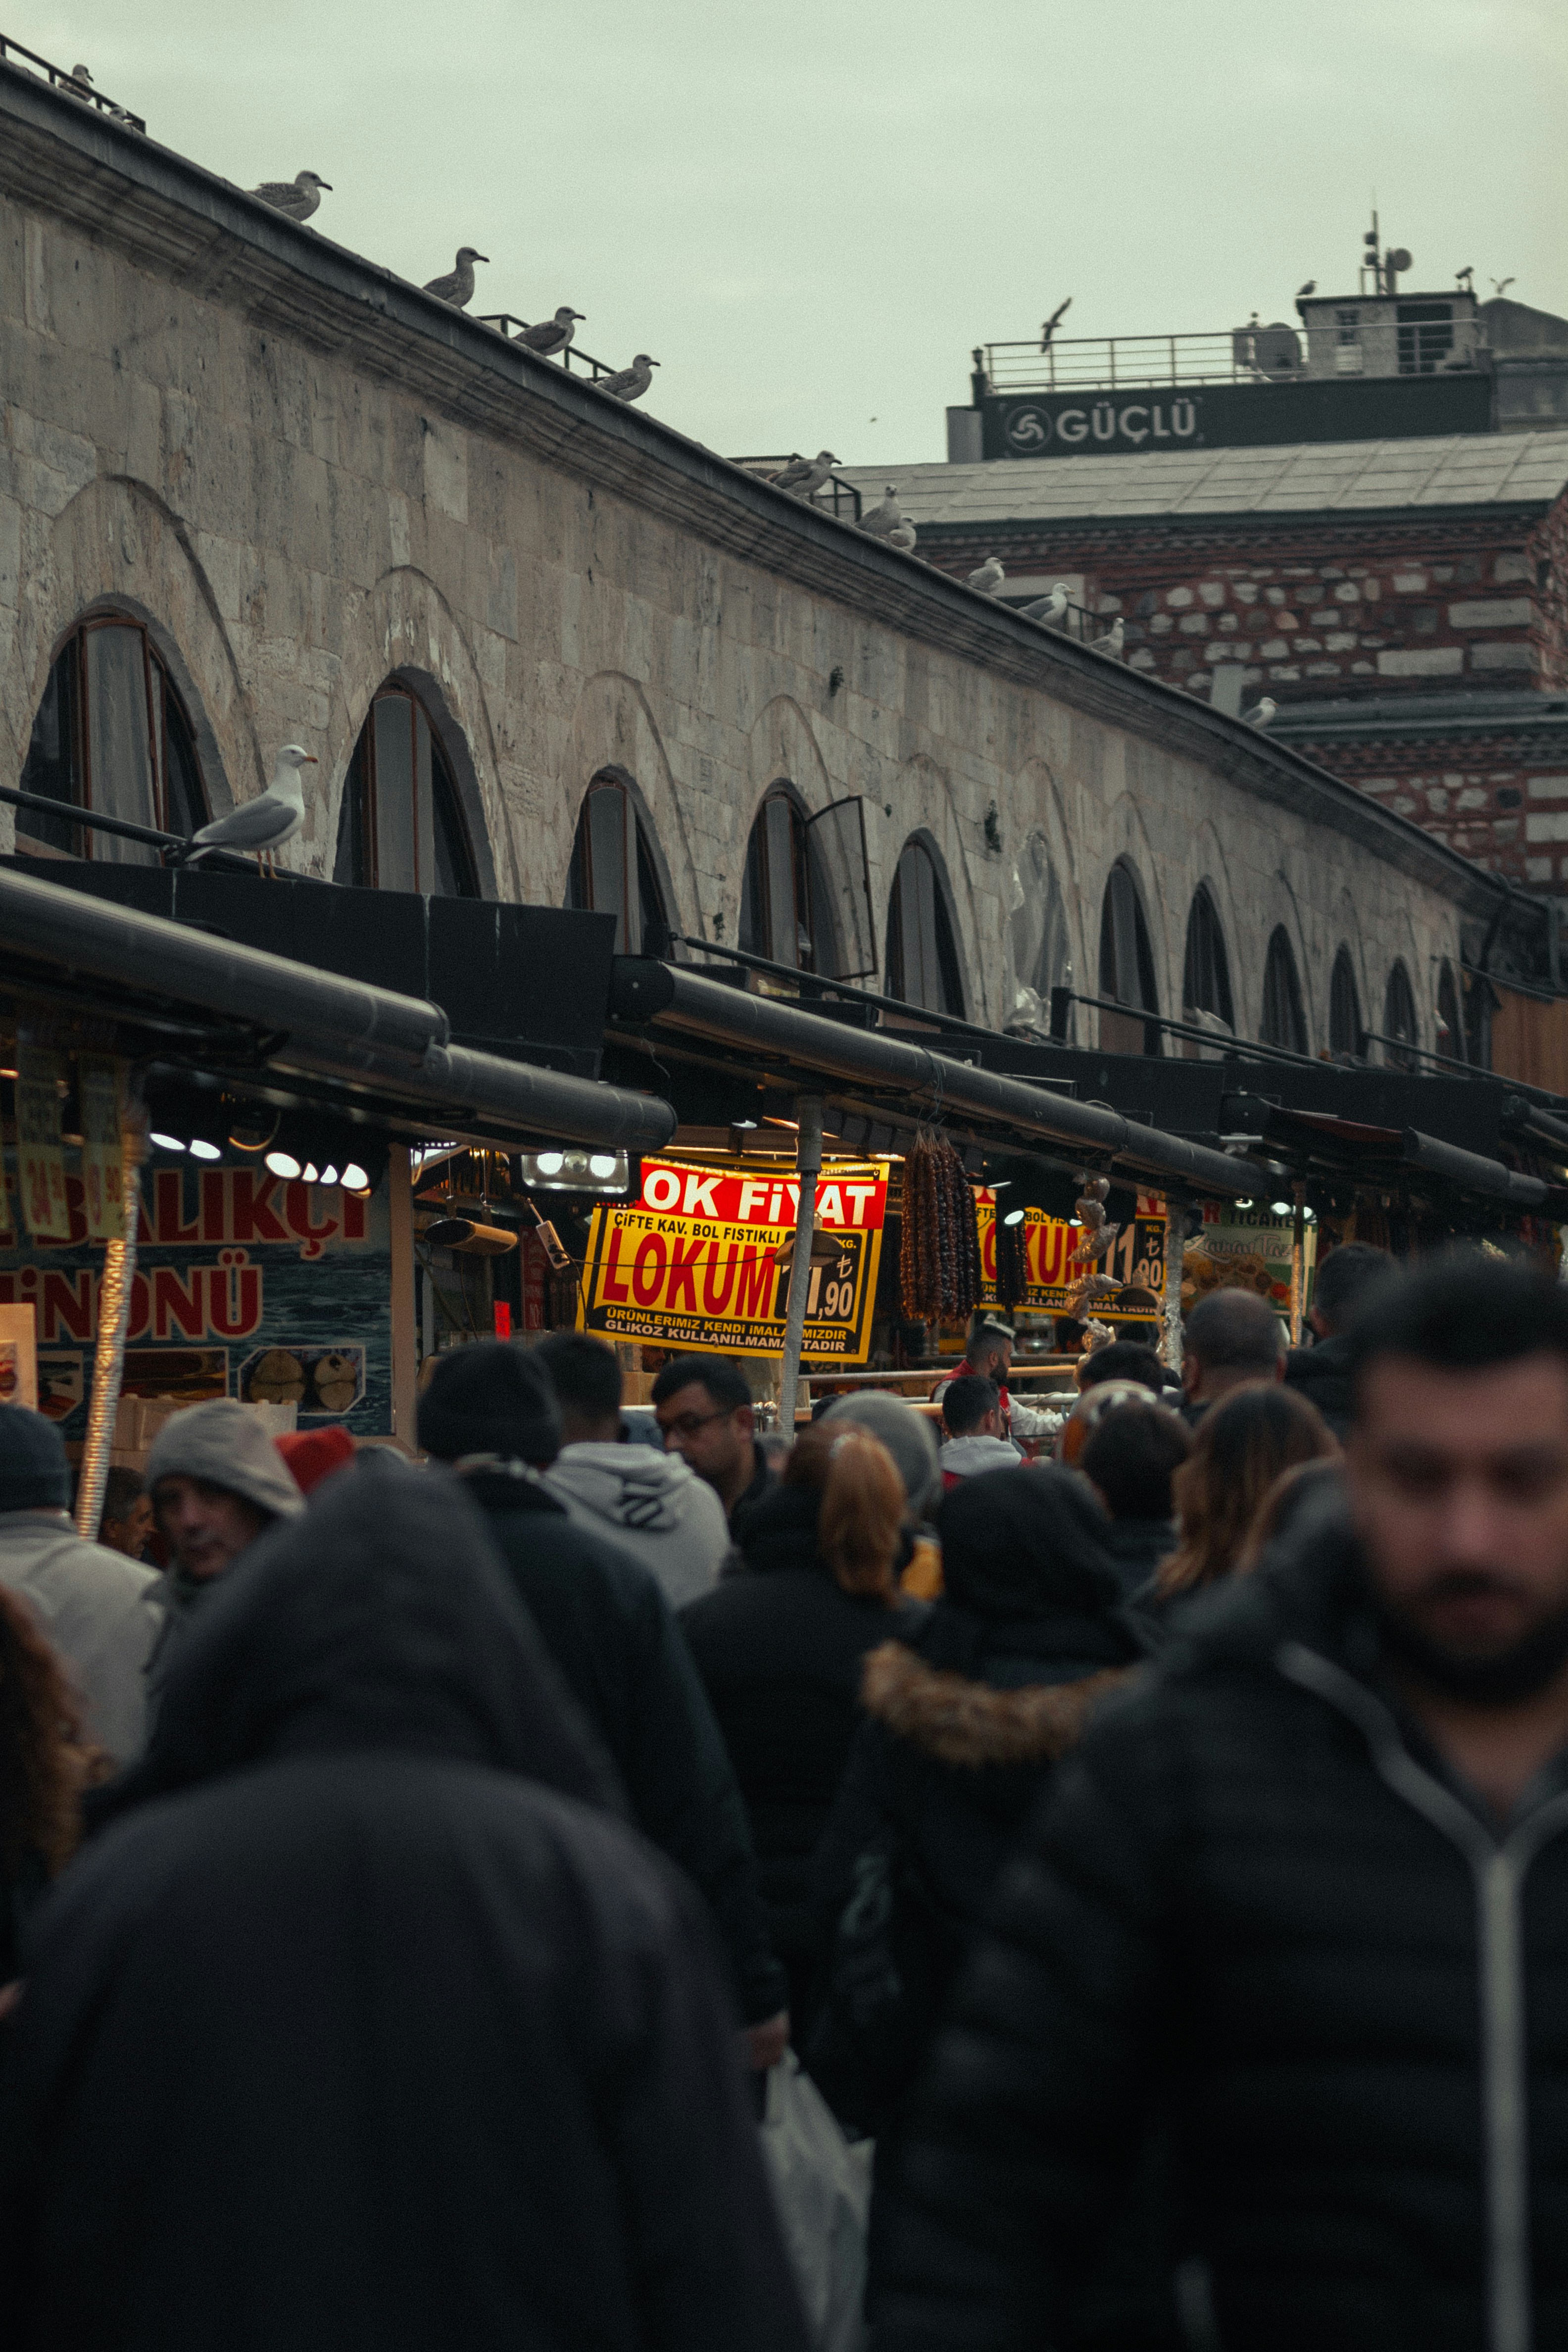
left=1309, top=1240, right=1393, bottom=1338
left=144, top=1399, right=304, bottom=1583
left=965, top=1313, right=1015, bottom=1382
left=1235, top=1457, right=1345, bottom=1576
left=97, top=1467, right=152, bottom=1559
left=1160, top=1382, right=1337, bottom=1597
left=1345, top=1255, right=1568, bottom=1704
left=1080, top=1401, right=1192, bottom=1523
left=1181, top=1286, right=1286, bottom=1405
left=942, top=1374, right=1000, bottom=1441
left=0, top=1407, right=71, bottom=1518
left=819, top=1390, right=941, bottom=1517
left=938, top=1463, right=1123, bottom=1623
left=1077, top=1340, right=1165, bottom=1399
left=417, top=1341, right=562, bottom=1470
left=0, top=1582, right=91, bottom=1876
left=650, top=1355, right=756, bottom=1496
left=784, top=1422, right=906, bottom=1601
left=533, top=1332, right=624, bottom=1445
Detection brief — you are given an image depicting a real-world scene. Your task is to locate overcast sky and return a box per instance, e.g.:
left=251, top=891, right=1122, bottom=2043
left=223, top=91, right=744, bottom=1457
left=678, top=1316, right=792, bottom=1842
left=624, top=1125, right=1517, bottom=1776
left=25, top=0, right=1568, bottom=464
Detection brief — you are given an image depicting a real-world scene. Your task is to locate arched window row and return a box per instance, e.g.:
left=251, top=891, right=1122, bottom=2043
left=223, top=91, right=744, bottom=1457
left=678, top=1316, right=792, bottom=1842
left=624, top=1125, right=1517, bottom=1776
left=1181, top=886, right=1234, bottom=1053
left=1383, top=960, right=1419, bottom=1072
left=885, top=837, right=965, bottom=1016
left=565, top=771, right=668, bottom=954
left=19, top=615, right=207, bottom=863
left=334, top=682, right=478, bottom=897
left=1329, top=947, right=1363, bottom=1060
left=1261, top=926, right=1308, bottom=1056
left=1099, top=860, right=1161, bottom=1056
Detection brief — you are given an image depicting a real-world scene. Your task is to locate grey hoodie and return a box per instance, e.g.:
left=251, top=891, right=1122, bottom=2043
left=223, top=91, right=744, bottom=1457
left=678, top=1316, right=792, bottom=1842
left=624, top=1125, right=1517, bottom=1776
left=937, top=1433, right=1023, bottom=1482
left=144, top=1399, right=306, bottom=1524
left=543, top=1443, right=728, bottom=1610
left=0, top=1513, right=162, bottom=1763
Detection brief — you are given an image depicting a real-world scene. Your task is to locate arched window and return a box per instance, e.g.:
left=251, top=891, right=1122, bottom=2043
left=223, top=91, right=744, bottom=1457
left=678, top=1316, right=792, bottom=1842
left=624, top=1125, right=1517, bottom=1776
left=1436, top=961, right=1465, bottom=1065
left=1181, top=887, right=1234, bottom=1035
left=885, top=839, right=964, bottom=1015
left=1329, top=947, right=1363, bottom=1060
left=1383, top=961, right=1419, bottom=1072
left=334, top=683, right=477, bottom=895
left=1098, top=861, right=1161, bottom=1055
left=18, top=615, right=206, bottom=863
left=1008, top=833, right=1073, bottom=1034
left=565, top=771, right=668, bottom=954
left=1260, top=925, right=1308, bottom=1055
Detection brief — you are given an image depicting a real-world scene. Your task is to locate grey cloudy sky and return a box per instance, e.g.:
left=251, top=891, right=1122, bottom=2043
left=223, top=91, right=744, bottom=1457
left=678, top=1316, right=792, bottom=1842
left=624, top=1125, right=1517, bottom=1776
left=28, top=0, right=1568, bottom=464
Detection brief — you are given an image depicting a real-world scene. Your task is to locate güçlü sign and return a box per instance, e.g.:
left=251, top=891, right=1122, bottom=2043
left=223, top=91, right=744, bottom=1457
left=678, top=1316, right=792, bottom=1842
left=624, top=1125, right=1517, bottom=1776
left=580, top=1156, right=889, bottom=1362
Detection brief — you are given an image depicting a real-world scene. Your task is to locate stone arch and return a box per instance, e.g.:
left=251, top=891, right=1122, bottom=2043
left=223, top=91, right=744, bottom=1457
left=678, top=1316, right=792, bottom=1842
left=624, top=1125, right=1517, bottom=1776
left=885, top=826, right=971, bottom=1018
left=560, top=670, right=697, bottom=940
left=747, top=694, right=834, bottom=814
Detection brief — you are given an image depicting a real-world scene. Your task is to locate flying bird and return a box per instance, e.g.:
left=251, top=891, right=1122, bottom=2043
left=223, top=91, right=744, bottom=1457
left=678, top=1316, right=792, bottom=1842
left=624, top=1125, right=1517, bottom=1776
left=888, top=520, right=918, bottom=553
left=859, top=486, right=904, bottom=538
left=595, top=353, right=659, bottom=402
left=1090, top=617, right=1125, bottom=658
left=516, top=306, right=584, bottom=356
left=250, top=170, right=332, bottom=222
left=423, top=248, right=489, bottom=308
left=967, top=555, right=1006, bottom=595
left=1296, top=279, right=1317, bottom=297
left=1247, top=696, right=1278, bottom=728
left=184, top=745, right=316, bottom=875
left=1040, top=296, right=1073, bottom=350
left=1490, top=276, right=1516, bottom=298
left=1021, top=582, right=1071, bottom=626
left=771, top=450, right=839, bottom=497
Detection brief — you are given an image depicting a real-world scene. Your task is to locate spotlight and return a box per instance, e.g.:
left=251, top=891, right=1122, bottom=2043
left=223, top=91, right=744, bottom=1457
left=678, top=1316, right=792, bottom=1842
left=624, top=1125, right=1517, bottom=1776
left=265, top=1149, right=303, bottom=1180
left=519, top=1148, right=635, bottom=1198
left=1003, top=1207, right=1026, bottom=1227
left=535, top=1151, right=565, bottom=1177
left=300, top=1162, right=320, bottom=1184
left=318, top=1164, right=340, bottom=1187
left=732, top=1117, right=759, bottom=1131
left=189, top=1139, right=222, bottom=1162
left=588, top=1153, right=618, bottom=1179
left=1234, top=1197, right=1253, bottom=1209
left=1271, top=1201, right=1292, bottom=1217
left=342, top=1161, right=370, bottom=1195
left=150, top=1132, right=187, bottom=1154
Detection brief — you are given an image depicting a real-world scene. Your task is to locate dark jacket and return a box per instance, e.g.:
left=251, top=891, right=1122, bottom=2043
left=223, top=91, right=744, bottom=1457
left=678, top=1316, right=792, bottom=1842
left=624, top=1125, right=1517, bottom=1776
left=1, top=1458, right=809, bottom=2352
left=1102, top=1514, right=1177, bottom=1597
left=871, top=1491, right=1568, bottom=2352
left=461, top=1465, right=786, bottom=2024
left=1284, top=1329, right=1355, bottom=1439
left=680, top=1479, right=925, bottom=2001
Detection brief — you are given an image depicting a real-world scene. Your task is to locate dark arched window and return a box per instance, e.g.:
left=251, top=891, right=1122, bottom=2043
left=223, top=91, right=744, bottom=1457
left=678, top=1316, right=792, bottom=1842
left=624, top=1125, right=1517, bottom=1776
left=1384, top=961, right=1419, bottom=1072
left=1181, top=888, right=1234, bottom=1034
left=565, top=771, right=667, bottom=954
left=18, top=615, right=206, bottom=862
left=1260, top=925, right=1308, bottom=1055
left=1436, top=961, right=1465, bottom=1065
left=334, top=683, right=477, bottom=895
left=1329, top=947, right=1363, bottom=1060
left=885, top=839, right=964, bottom=1015
left=1098, top=861, right=1161, bottom=1055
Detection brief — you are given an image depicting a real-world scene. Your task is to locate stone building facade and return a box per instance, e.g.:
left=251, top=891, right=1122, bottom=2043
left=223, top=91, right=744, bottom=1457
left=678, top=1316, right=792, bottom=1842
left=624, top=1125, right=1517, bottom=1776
left=0, top=68, right=1525, bottom=1078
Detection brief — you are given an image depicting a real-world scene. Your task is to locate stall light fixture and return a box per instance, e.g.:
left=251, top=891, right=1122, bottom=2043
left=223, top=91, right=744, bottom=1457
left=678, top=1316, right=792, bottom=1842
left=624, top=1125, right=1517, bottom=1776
left=1271, top=1200, right=1293, bottom=1216
left=1234, top=1197, right=1253, bottom=1209
left=588, top=1153, right=618, bottom=1180
left=535, top=1151, right=565, bottom=1177
left=519, top=1148, right=633, bottom=1196
left=732, top=1117, right=759, bottom=1131
left=341, top=1161, right=371, bottom=1195
left=150, top=1132, right=187, bottom=1154
left=1003, top=1207, right=1027, bottom=1227
left=265, top=1148, right=303, bottom=1179
left=188, top=1139, right=222, bottom=1162
left=318, top=1163, right=339, bottom=1187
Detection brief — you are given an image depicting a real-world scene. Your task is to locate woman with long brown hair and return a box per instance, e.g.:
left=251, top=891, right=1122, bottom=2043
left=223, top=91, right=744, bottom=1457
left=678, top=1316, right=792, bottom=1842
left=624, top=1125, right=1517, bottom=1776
left=1155, top=1383, right=1338, bottom=1603
left=0, top=1585, right=96, bottom=1989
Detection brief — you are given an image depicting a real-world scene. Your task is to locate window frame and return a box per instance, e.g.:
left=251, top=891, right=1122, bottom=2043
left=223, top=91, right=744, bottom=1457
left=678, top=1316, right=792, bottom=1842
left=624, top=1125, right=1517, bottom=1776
left=1181, top=886, right=1234, bottom=1034
left=333, top=681, right=479, bottom=898
left=1098, top=860, right=1161, bottom=1056
left=18, top=614, right=208, bottom=858
left=564, top=770, right=668, bottom=954
left=1328, top=946, right=1364, bottom=1061
left=1383, top=960, right=1420, bottom=1071
left=1260, top=925, right=1309, bottom=1056
left=884, top=837, right=965, bottom=1018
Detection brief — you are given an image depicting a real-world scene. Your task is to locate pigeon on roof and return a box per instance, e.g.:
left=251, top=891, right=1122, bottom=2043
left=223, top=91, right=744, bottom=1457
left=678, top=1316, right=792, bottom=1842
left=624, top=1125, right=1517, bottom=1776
left=772, top=451, right=839, bottom=498
left=250, top=170, right=332, bottom=222
left=1021, top=582, right=1070, bottom=626
left=595, top=353, right=659, bottom=403
left=887, top=519, right=918, bottom=553
left=516, top=306, right=584, bottom=356
left=858, top=485, right=904, bottom=538
left=184, top=745, right=316, bottom=875
left=1090, top=617, right=1125, bottom=658
left=1246, top=696, right=1278, bottom=728
left=967, top=555, right=1006, bottom=595
left=423, top=248, right=489, bottom=308
left=1296, top=280, right=1317, bottom=297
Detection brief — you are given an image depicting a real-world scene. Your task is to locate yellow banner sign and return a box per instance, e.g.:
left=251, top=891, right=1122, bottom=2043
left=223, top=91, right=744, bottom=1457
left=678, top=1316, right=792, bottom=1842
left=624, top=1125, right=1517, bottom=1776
left=581, top=1157, right=889, bottom=1362
left=975, top=1190, right=1168, bottom=1321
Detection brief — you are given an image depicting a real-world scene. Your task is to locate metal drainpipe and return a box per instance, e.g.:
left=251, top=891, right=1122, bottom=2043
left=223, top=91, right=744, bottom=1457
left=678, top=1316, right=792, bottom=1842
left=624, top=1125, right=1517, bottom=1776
left=776, top=1099, right=824, bottom=1441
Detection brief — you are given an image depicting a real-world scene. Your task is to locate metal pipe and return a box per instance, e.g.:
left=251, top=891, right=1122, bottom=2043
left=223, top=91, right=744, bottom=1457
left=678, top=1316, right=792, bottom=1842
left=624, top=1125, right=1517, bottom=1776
left=1400, top=1129, right=1546, bottom=1206
left=777, top=1099, right=824, bottom=1438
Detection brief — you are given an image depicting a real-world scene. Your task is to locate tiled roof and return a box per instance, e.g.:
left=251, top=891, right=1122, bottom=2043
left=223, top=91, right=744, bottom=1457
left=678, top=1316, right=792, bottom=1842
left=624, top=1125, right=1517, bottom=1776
left=840, top=431, right=1568, bottom=528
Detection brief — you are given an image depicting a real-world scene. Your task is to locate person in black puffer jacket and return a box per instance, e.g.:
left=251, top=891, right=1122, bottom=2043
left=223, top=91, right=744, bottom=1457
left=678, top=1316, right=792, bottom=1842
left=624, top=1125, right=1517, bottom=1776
left=681, top=1421, right=927, bottom=2031
left=1283, top=1239, right=1392, bottom=1440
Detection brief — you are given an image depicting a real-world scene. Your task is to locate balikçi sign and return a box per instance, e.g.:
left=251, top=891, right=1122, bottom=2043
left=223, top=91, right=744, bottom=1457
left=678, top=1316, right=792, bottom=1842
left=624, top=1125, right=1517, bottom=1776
left=580, top=1157, right=889, bottom=1362
left=973, top=1192, right=1167, bottom=1324
left=0, top=1156, right=392, bottom=1435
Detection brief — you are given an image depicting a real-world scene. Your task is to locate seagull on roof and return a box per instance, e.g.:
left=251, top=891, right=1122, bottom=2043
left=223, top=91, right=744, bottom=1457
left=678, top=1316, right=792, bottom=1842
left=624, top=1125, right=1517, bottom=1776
left=1090, top=617, right=1125, bottom=658
left=967, top=555, right=1006, bottom=595
left=772, top=450, right=839, bottom=497
left=1021, top=582, right=1071, bottom=626
left=1296, top=280, right=1316, bottom=297
left=184, top=745, right=316, bottom=876
left=250, top=170, right=332, bottom=222
left=1040, top=296, right=1072, bottom=350
left=423, top=248, right=489, bottom=308
left=63, top=62, right=94, bottom=98
left=516, top=306, right=584, bottom=356
left=1246, top=696, right=1278, bottom=728
left=595, top=353, right=660, bottom=403
left=888, top=519, right=918, bottom=553
left=859, top=486, right=904, bottom=538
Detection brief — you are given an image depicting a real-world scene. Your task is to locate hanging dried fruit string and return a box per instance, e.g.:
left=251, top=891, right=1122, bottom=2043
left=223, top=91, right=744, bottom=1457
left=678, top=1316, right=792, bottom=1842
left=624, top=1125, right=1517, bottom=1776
left=898, top=1127, right=982, bottom=1326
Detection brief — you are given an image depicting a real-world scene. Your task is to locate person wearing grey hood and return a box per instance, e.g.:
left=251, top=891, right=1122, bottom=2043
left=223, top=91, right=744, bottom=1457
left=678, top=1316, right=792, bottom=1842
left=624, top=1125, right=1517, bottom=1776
left=144, top=1398, right=304, bottom=1687
left=0, top=1408, right=161, bottom=1765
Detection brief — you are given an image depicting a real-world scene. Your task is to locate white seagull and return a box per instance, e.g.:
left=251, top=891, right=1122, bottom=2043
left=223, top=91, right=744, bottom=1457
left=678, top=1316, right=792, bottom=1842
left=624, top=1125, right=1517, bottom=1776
left=1091, top=617, right=1125, bottom=658
left=859, top=485, right=904, bottom=538
left=1247, top=696, right=1278, bottom=728
left=595, top=353, right=660, bottom=402
left=967, top=555, right=1006, bottom=595
left=251, top=170, right=332, bottom=222
left=1021, top=582, right=1071, bottom=626
left=887, top=519, right=918, bottom=553
left=517, top=306, right=584, bottom=356
left=423, top=248, right=489, bottom=308
left=772, top=450, right=839, bottom=497
left=186, top=745, right=316, bottom=875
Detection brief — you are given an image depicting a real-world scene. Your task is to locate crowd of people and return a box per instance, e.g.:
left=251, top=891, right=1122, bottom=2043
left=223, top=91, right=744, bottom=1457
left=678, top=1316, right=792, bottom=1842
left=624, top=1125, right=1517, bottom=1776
left=1, top=1241, right=1567, bottom=2348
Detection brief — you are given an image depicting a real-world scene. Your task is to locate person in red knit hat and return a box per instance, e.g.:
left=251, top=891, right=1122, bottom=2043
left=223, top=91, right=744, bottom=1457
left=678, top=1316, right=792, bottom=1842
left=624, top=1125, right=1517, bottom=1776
left=275, top=1425, right=356, bottom=1497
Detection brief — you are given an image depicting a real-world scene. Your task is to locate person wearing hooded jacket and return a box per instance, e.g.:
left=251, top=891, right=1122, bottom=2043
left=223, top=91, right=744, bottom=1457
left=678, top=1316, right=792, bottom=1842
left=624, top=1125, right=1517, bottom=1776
left=142, top=1396, right=305, bottom=1699
left=537, top=1332, right=729, bottom=1609
left=418, top=1341, right=789, bottom=2066
left=0, top=1452, right=810, bottom=2352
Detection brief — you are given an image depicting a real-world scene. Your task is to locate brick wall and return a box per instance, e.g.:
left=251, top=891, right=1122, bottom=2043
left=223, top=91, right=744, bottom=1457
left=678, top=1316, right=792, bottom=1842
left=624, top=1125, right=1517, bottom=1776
left=1309, top=737, right=1568, bottom=888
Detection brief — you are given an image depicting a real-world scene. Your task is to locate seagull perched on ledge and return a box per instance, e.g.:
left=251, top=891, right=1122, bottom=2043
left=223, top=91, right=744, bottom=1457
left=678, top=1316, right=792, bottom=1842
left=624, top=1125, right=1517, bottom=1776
left=967, top=555, right=1006, bottom=595
left=185, top=745, right=316, bottom=875
left=887, top=519, right=918, bottom=553
left=595, top=354, right=659, bottom=402
left=251, top=170, right=332, bottom=222
left=516, top=306, right=584, bottom=356
left=859, top=485, right=904, bottom=538
left=1091, top=617, right=1125, bottom=658
left=772, top=450, right=839, bottom=498
left=423, top=248, right=489, bottom=308
left=1247, top=696, right=1278, bottom=728
left=1021, top=582, right=1071, bottom=626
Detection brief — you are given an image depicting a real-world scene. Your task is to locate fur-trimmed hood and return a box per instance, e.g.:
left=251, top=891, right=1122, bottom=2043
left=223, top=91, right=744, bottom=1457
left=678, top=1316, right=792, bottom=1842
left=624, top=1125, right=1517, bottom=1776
left=860, top=1639, right=1131, bottom=1769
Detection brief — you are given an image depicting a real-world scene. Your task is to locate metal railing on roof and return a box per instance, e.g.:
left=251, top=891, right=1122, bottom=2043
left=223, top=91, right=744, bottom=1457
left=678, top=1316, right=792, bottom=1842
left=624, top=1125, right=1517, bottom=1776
left=729, top=459, right=863, bottom=525
left=980, top=330, right=1300, bottom=395
left=471, top=317, right=623, bottom=385
left=0, top=34, right=145, bottom=131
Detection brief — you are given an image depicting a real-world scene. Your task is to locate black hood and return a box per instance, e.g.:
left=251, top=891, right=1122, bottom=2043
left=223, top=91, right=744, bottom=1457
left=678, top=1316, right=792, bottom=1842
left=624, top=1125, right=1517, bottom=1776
left=937, top=1465, right=1124, bottom=1621
left=87, top=1451, right=621, bottom=1833
left=1152, top=1470, right=1376, bottom=1681
left=733, top=1478, right=827, bottom=1578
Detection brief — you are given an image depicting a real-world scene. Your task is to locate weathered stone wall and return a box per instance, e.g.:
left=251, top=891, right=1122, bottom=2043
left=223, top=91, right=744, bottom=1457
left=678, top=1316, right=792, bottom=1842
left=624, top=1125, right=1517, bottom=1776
left=0, top=133, right=1491, bottom=1067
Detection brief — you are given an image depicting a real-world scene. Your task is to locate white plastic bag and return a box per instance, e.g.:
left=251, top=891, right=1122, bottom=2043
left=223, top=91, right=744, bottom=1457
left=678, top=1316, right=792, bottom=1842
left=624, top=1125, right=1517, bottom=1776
left=759, top=2051, right=872, bottom=2352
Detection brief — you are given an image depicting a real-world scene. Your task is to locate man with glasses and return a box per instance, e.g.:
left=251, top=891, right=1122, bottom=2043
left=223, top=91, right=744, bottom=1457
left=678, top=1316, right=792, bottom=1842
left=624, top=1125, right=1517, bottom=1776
left=652, top=1356, right=775, bottom=1529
